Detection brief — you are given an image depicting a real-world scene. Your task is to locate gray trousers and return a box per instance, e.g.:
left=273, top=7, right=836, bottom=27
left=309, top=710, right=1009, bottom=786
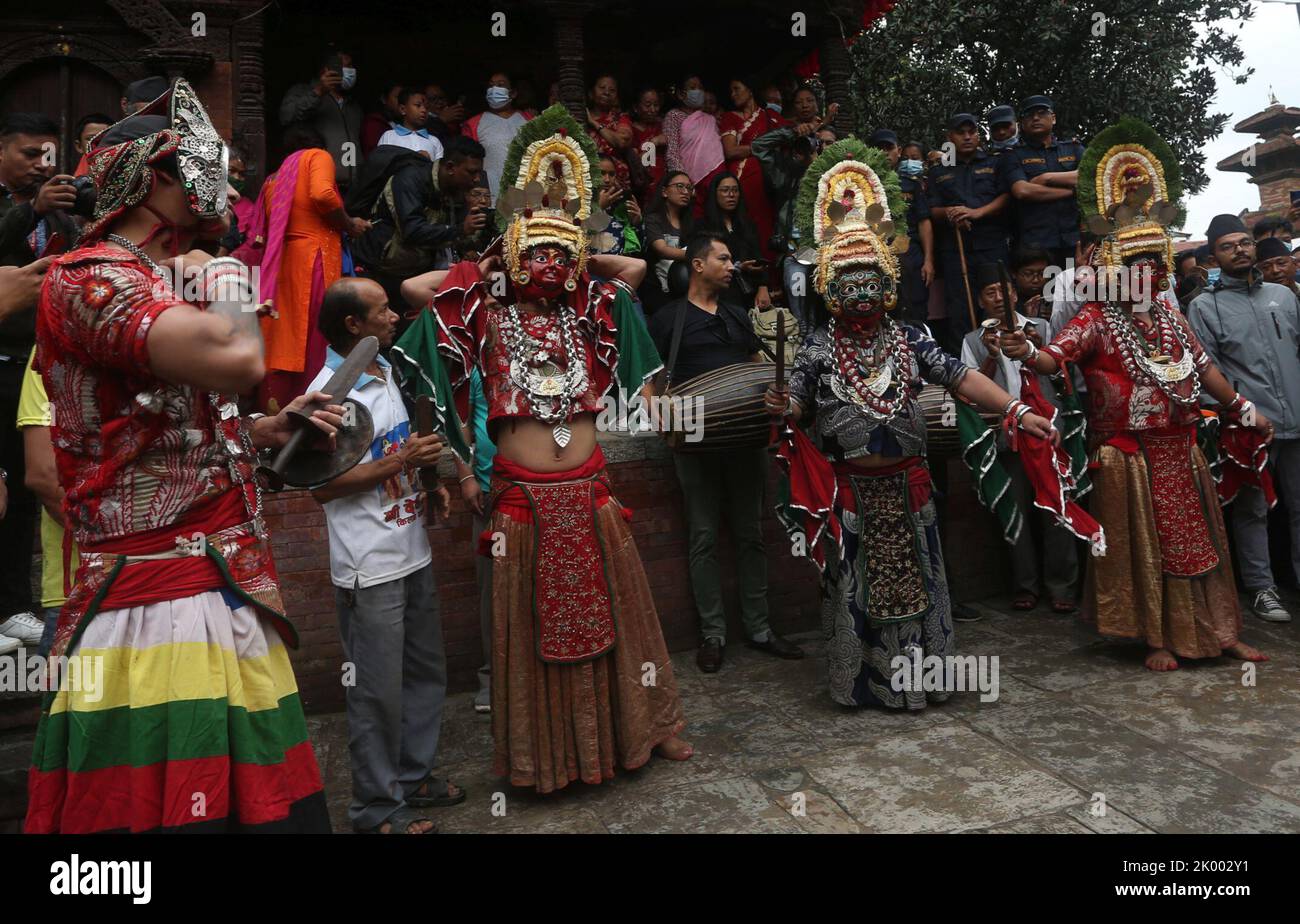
left=1001, top=451, right=1079, bottom=601
left=472, top=512, right=492, bottom=701
left=335, top=561, right=446, bottom=829
left=1232, top=437, right=1300, bottom=592
left=672, top=446, right=771, bottom=643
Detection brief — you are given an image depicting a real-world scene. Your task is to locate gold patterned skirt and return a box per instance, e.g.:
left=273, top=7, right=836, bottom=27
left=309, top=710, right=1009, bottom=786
left=1084, top=434, right=1242, bottom=658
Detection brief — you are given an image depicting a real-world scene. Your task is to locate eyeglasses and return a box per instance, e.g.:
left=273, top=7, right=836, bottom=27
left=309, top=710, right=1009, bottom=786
left=668, top=182, right=694, bottom=192
left=1218, top=239, right=1255, bottom=253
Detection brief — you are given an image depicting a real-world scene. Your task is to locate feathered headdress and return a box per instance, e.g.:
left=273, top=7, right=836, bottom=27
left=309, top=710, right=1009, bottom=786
left=792, top=138, right=907, bottom=297
left=495, top=104, right=613, bottom=286
left=1078, top=117, right=1183, bottom=271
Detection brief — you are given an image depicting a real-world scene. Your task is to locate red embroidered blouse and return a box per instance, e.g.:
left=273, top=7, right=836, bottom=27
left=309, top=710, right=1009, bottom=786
left=1044, top=302, right=1211, bottom=442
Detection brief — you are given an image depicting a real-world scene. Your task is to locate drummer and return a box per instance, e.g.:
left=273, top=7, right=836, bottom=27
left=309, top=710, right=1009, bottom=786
left=648, top=232, right=806, bottom=673
left=960, top=264, right=1079, bottom=614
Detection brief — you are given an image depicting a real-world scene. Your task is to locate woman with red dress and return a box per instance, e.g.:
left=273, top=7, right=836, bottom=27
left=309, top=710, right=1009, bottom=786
left=585, top=74, right=634, bottom=187
left=629, top=87, right=667, bottom=206
left=719, top=78, right=784, bottom=261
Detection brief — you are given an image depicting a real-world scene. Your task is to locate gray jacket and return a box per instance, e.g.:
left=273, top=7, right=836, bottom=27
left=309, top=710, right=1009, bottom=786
left=1188, top=271, right=1300, bottom=439
left=279, top=83, right=363, bottom=189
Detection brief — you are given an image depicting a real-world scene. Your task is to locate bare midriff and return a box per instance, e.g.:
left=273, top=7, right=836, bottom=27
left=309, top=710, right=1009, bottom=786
left=491, top=412, right=600, bottom=473
left=844, top=452, right=906, bottom=471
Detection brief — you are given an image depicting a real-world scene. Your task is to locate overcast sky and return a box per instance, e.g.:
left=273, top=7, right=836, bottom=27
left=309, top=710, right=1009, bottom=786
left=1183, top=2, right=1300, bottom=237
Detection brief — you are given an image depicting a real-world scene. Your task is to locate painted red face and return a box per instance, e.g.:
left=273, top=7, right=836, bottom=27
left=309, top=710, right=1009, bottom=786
left=519, top=245, right=574, bottom=300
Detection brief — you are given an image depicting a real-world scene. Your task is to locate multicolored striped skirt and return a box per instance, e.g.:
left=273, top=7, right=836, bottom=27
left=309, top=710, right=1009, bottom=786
left=25, top=587, right=330, bottom=833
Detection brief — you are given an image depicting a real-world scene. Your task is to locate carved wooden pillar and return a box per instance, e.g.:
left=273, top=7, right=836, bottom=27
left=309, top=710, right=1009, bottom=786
left=821, top=1, right=862, bottom=137
left=233, top=9, right=266, bottom=193
left=547, top=0, right=593, bottom=122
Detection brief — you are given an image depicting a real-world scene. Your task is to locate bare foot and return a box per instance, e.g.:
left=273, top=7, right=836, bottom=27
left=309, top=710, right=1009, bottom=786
left=655, top=736, right=694, bottom=761
left=1224, top=641, right=1269, bottom=662
left=377, top=818, right=435, bottom=834
left=1144, top=647, right=1179, bottom=671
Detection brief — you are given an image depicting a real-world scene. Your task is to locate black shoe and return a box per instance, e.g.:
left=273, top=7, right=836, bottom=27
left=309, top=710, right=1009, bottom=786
left=746, top=633, right=805, bottom=659
left=697, top=637, right=724, bottom=673
left=952, top=603, right=982, bottom=623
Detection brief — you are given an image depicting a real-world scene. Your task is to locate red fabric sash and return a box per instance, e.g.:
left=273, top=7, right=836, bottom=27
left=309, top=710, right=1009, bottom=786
left=833, top=457, right=931, bottom=514
left=1013, top=375, right=1104, bottom=544
left=1217, top=422, right=1276, bottom=509
left=775, top=423, right=841, bottom=570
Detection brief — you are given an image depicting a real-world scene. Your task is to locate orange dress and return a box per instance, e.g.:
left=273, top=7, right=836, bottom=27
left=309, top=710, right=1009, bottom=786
left=258, top=147, right=343, bottom=374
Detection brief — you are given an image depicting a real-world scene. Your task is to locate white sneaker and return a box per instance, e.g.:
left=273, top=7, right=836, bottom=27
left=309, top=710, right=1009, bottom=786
left=1251, top=587, right=1293, bottom=623
left=0, top=633, right=19, bottom=656
left=0, top=612, right=45, bottom=646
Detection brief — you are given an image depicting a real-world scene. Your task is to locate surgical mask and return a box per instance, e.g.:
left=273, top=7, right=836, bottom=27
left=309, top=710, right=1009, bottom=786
left=684, top=89, right=704, bottom=108
left=766, top=102, right=783, bottom=114
left=898, top=159, right=923, bottom=177
left=340, top=67, right=357, bottom=91
left=1207, top=267, right=1221, bottom=285
left=486, top=87, right=511, bottom=110
left=989, top=130, right=1018, bottom=151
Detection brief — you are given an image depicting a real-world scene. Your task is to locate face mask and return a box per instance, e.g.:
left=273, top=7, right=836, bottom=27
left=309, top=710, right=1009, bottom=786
left=486, top=87, right=511, bottom=110
left=684, top=89, right=705, bottom=108
left=340, top=67, right=357, bottom=91
left=898, top=159, right=923, bottom=177
left=1207, top=267, right=1221, bottom=285
left=989, top=130, right=1018, bottom=151
left=229, top=177, right=246, bottom=195
left=766, top=102, right=783, bottom=114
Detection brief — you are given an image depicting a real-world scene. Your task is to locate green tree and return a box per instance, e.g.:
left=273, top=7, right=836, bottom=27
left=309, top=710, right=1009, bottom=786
left=847, top=0, right=1254, bottom=199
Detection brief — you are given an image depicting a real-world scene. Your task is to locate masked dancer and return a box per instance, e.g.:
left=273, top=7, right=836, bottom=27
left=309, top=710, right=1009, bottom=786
left=392, top=105, right=691, bottom=793
left=1003, top=118, right=1269, bottom=671
left=765, top=139, right=1057, bottom=709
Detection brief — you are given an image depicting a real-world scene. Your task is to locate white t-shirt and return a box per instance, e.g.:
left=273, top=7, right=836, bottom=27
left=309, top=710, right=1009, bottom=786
left=377, top=128, right=444, bottom=161
left=309, top=349, right=431, bottom=589
left=477, top=111, right=528, bottom=203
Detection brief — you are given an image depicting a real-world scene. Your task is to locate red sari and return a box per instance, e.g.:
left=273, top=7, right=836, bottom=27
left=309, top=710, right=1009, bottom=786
left=587, top=108, right=634, bottom=186
left=719, top=107, right=785, bottom=260
left=630, top=119, right=666, bottom=204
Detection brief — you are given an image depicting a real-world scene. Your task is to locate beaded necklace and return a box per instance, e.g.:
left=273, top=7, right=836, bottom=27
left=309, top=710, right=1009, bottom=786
left=502, top=301, right=588, bottom=447
left=1099, top=300, right=1200, bottom=405
left=829, top=316, right=913, bottom=422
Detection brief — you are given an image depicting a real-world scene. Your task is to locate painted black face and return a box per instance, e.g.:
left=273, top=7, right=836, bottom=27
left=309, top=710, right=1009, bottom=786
left=827, top=267, right=892, bottom=317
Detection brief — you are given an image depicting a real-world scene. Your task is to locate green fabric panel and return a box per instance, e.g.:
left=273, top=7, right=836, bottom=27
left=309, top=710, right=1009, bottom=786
left=391, top=308, right=473, bottom=463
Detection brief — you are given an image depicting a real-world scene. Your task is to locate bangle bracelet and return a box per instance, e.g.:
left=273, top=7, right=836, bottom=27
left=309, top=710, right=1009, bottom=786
left=1015, top=404, right=1032, bottom=421
left=1002, top=398, right=1018, bottom=416
left=458, top=474, right=475, bottom=484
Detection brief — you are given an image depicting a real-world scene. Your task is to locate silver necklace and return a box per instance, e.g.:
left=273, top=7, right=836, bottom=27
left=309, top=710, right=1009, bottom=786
left=106, top=234, right=163, bottom=275
left=503, top=301, right=587, bottom=447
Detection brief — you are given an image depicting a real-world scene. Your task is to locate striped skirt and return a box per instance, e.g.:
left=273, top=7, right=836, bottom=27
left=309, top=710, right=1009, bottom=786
left=25, top=588, right=330, bottom=833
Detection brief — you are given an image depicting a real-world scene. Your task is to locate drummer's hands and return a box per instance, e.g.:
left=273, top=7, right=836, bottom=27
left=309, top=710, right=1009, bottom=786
left=764, top=384, right=790, bottom=417
left=401, top=432, right=444, bottom=469
left=252, top=391, right=347, bottom=451
left=1000, top=329, right=1030, bottom=360
left=1019, top=412, right=1059, bottom=445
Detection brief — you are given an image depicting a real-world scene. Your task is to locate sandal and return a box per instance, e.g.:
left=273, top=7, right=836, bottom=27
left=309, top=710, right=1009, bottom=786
left=1050, top=599, right=1077, bottom=614
left=354, top=805, right=437, bottom=834
left=407, top=774, right=466, bottom=808
left=1011, top=593, right=1038, bottom=611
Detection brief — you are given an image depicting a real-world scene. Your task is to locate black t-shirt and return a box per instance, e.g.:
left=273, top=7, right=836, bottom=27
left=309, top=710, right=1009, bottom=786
left=648, top=297, right=761, bottom=385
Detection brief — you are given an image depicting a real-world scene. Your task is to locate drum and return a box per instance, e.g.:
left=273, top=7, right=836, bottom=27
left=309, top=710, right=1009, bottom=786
left=664, top=362, right=774, bottom=453
left=917, top=384, right=997, bottom=457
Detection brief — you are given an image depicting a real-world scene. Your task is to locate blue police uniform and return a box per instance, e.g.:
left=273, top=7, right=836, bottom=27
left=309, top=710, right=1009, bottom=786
left=1000, top=134, right=1085, bottom=261
left=898, top=173, right=931, bottom=323
left=926, top=148, right=1010, bottom=339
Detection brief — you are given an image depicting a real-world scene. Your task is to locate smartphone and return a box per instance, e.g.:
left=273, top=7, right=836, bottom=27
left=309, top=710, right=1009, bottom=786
left=1291, top=190, right=1300, bottom=208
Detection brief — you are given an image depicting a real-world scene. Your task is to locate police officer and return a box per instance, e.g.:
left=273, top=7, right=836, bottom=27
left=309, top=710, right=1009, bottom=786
left=926, top=111, right=1010, bottom=349
left=871, top=130, right=934, bottom=325
left=1000, top=95, right=1084, bottom=268
left=986, top=105, right=1019, bottom=152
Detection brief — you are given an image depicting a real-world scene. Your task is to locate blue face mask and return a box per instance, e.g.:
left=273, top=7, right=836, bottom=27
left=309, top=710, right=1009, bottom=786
left=486, top=86, right=511, bottom=110
left=1207, top=267, right=1221, bottom=285
left=898, top=159, right=923, bottom=177
left=684, top=88, right=705, bottom=108
left=766, top=102, right=783, bottom=114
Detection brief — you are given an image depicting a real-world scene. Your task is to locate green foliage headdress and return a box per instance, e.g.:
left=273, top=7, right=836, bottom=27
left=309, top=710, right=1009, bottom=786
left=1078, top=117, right=1183, bottom=271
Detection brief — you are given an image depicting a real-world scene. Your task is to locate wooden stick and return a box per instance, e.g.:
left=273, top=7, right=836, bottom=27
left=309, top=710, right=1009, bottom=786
left=954, top=228, right=978, bottom=332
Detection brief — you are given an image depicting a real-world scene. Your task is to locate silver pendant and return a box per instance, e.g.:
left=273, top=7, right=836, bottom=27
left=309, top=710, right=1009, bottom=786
left=553, top=424, right=572, bottom=448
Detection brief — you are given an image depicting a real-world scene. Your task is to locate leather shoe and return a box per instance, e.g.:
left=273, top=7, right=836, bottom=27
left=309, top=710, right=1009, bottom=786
left=746, top=634, right=804, bottom=659
left=697, top=637, right=724, bottom=673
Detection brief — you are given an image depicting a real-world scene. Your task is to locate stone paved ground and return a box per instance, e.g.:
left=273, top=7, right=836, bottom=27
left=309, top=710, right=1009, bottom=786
left=3, top=593, right=1298, bottom=834
left=308, top=593, right=1300, bottom=834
